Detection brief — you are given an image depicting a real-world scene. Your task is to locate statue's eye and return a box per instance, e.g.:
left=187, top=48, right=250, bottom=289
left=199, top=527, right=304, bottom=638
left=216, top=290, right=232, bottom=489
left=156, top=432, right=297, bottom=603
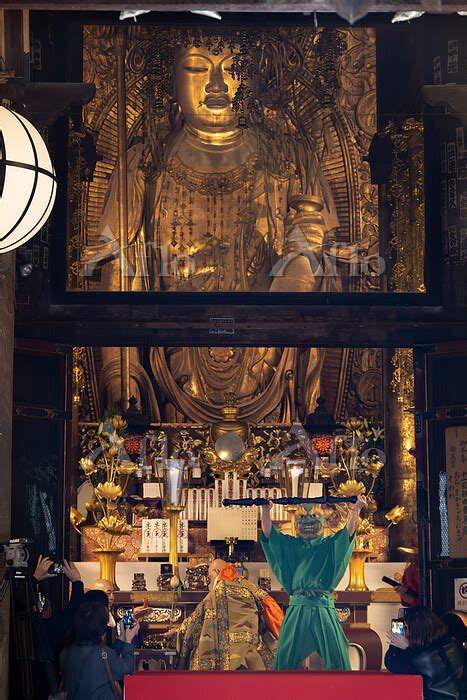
left=183, top=64, right=209, bottom=74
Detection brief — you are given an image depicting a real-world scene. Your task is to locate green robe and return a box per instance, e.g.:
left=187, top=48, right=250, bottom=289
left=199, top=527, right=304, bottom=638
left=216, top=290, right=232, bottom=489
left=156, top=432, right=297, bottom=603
left=260, top=525, right=355, bottom=670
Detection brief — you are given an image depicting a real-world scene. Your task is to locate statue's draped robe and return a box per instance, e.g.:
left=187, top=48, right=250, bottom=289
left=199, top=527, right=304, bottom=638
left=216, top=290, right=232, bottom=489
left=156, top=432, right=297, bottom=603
left=92, top=134, right=339, bottom=294
left=88, top=130, right=339, bottom=420
left=260, top=525, right=355, bottom=670
left=176, top=574, right=283, bottom=671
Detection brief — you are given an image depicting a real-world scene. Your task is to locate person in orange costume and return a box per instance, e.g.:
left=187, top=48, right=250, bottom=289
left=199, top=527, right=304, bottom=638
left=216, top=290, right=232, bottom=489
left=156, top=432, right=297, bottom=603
left=216, top=560, right=284, bottom=639
left=396, top=544, right=420, bottom=608
left=165, top=559, right=283, bottom=669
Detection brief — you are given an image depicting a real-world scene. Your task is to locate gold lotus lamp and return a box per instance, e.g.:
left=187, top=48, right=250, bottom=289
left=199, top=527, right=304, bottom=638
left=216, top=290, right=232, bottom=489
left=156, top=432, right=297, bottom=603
left=70, top=506, right=85, bottom=534
left=334, top=479, right=366, bottom=498
left=385, top=505, right=408, bottom=526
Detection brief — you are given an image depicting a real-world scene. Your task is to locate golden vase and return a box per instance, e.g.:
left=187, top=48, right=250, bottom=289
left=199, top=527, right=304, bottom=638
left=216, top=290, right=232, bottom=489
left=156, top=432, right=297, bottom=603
left=93, top=548, right=125, bottom=590
left=288, top=194, right=325, bottom=220
left=346, top=547, right=372, bottom=592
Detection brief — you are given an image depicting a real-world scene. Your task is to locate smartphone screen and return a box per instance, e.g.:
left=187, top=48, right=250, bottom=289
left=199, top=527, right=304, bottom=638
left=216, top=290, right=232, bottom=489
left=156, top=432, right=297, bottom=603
left=391, top=619, right=405, bottom=635
left=51, top=562, right=64, bottom=575
left=123, top=607, right=134, bottom=626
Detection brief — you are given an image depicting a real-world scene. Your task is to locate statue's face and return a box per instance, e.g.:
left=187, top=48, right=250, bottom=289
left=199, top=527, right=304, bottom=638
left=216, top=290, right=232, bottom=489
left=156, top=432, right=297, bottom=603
left=295, top=514, right=324, bottom=540
left=175, top=45, right=242, bottom=132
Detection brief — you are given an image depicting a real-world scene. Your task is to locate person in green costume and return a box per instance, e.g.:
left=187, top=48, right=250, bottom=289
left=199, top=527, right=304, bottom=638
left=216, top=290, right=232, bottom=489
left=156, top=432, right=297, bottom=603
left=260, top=494, right=367, bottom=670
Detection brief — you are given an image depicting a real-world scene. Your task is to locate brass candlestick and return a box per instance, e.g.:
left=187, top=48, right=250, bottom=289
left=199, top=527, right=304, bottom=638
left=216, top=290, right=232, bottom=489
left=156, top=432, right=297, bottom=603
left=167, top=505, right=185, bottom=577
left=284, top=506, right=298, bottom=537
left=225, top=536, right=238, bottom=560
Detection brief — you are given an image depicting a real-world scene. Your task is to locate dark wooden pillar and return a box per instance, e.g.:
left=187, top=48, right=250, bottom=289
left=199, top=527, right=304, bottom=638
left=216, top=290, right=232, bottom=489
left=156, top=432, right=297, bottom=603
left=0, top=253, right=15, bottom=700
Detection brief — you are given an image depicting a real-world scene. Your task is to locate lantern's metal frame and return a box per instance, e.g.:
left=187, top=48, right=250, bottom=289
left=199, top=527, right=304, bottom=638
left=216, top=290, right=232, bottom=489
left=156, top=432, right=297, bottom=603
left=277, top=458, right=308, bottom=536
left=303, top=397, right=345, bottom=466
left=153, top=457, right=191, bottom=575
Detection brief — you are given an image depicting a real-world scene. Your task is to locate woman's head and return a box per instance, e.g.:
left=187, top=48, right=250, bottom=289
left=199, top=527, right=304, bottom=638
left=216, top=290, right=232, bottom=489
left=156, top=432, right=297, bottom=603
left=83, top=588, right=109, bottom=609
left=403, top=606, right=448, bottom=649
left=73, top=602, right=108, bottom=645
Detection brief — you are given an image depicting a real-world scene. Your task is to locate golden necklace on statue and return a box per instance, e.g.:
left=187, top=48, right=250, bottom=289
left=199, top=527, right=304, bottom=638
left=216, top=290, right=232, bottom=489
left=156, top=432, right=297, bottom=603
left=155, top=153, right=262, bottom=290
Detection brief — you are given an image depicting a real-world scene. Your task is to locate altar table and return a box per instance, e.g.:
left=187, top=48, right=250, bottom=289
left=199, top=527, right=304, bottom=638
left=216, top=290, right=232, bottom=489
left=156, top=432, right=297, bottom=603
left=125, top=671, right=423, bottom=700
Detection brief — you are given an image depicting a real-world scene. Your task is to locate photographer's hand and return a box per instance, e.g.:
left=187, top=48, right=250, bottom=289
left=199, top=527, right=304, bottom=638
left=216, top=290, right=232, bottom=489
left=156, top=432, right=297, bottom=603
left=387, top=631, right=409, bottom=649
left=33, top=555, right=56, bottom=582
left=63, top=560, right=81, bottom=583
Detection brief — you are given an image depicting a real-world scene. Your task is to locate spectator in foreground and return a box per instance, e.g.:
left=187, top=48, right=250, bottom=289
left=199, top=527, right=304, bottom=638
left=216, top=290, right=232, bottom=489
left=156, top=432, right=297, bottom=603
left=30, top=557, right=85, bottom=698
left=61, top=602, right=136, bottom=700
left=33, top=557, right=85, bottom=655
left=385, top=605, right=465, bottom=700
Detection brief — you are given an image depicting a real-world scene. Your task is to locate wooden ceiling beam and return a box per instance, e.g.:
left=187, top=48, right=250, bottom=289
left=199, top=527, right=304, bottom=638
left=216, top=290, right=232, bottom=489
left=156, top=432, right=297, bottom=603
left=15, top=303, right=467, bottom=347
left=0, top=1, right=465, bottom=12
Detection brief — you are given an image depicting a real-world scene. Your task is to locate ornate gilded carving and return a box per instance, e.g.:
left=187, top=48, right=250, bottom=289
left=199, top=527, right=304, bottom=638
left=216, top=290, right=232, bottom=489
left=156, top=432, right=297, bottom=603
left=72, top=347, right=86, bottom=406
left=386, top=119, right=425, bottom=293
left=345, top=348, right=383, bottom=419
left=117, top=606, right=182, bottom=624
left=336, top=607, right=351, bottom=622
left=79, top=420, right=306, bottom=482
left=390, top=348, right=415, bottom=410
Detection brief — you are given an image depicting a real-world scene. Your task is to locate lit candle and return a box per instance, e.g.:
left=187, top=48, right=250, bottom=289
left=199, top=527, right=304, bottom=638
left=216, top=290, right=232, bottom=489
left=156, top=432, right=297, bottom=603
left=289, top=465, right=303, bottom=498
left=167, top=460, right=182, bottom=505
left=191, top=457, right=201, bottom=479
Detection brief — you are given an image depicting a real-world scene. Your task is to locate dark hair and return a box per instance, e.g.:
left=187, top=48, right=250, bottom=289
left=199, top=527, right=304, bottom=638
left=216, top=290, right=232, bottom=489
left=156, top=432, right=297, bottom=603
left=73, top=602, right=108, bottom=645
left=404, top=606, right=448, bottom=649
left=441, top=611, right=467, bottom=645
left=83, top=589, right=109, bottom=609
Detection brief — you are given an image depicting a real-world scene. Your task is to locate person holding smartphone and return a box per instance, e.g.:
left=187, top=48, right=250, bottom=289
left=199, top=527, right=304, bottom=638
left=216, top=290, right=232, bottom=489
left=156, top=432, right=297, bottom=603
left=32, top=556, right=85, bottom=654
left=385, top=606, right=465, bottom=700
left=61, top=602, right=137, bottom=699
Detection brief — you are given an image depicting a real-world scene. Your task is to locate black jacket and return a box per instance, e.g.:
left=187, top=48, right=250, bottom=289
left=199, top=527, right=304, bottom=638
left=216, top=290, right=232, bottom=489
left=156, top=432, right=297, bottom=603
left=43, top=580, right=85, bottom=655
left=385, top=636, right=465, bottom=700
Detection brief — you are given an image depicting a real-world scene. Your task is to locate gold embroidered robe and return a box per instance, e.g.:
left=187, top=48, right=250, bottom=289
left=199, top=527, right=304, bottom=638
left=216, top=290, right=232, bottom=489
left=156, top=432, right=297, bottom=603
left=176, top=578, right=278, bottom=671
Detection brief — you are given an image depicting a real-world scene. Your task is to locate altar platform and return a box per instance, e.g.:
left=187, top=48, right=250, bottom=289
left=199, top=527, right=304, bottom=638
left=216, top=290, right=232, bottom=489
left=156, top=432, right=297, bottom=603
left=124, top=671, right=423, bottom=700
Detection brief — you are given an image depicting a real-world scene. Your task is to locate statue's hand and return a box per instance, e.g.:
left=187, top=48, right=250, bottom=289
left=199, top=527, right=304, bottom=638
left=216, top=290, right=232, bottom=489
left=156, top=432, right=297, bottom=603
left=283, top=209, right=326, bottom=257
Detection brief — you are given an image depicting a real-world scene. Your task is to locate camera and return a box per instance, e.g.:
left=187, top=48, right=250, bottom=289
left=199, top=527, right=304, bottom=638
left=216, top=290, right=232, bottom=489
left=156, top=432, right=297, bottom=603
left=50, top=561, right=64, bottom=575
left=391, top=619, right=405, bottom=635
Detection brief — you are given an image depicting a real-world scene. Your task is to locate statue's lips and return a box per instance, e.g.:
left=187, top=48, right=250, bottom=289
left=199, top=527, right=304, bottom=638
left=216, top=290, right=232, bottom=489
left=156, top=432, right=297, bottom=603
left=204, top=96, right=230, bottom=109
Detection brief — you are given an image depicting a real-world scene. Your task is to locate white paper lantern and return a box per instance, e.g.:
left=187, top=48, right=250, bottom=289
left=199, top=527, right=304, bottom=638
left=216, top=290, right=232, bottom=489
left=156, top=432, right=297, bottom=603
left=0, top=106, right=57, bottom=253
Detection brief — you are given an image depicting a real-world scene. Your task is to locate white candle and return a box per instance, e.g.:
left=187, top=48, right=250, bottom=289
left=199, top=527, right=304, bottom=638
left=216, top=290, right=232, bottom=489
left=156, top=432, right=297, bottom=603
left=289, top=466, right=303, bottom=498
left=191, top=457, right=201, bottom=479
left=168, top=461, right=182, bottom=505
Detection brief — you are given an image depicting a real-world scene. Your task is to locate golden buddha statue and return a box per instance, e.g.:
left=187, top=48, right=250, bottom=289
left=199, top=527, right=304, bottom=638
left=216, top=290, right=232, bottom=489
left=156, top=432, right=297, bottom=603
left=86, top=35, right=341, bottom=420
